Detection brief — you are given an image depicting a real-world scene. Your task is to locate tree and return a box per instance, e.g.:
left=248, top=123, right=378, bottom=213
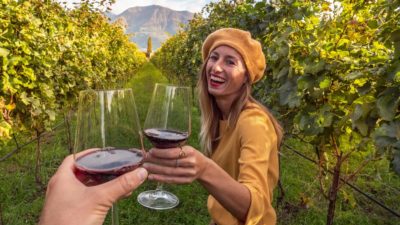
left=147, top=36, right=152, bottom=58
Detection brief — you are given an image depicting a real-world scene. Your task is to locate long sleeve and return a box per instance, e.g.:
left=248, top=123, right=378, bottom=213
left=237, top=110, right=278, bottom=225
left=207, top=106, right=279, bottom=225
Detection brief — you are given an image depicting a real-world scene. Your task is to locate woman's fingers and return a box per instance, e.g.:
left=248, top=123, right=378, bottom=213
left=148, top=146, right=193, bottom=159
left=145, top=154, right=193, bottom=168
left=147, top=173, right=195, bottom=184
left=143, top=162, right=195, bottom=176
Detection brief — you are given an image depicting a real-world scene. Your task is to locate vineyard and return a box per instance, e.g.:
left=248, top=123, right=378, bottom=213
left=152, top=0, right=400, bottom=223
left=1, top=0, right=400, bottom=224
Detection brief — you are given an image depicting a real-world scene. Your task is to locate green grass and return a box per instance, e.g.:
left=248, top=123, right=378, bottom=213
left=124, top=62, right=169, bottom=126
left=275, top=138, right=400, bottom=225
left=1, top=62, right=399, bottom=224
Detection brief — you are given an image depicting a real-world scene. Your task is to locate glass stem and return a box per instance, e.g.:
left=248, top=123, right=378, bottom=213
left=111, top=203, right=119, bottom=225
left=156, top=182, right=164, bottom=191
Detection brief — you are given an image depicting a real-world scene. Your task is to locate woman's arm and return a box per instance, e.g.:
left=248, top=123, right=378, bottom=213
left=199, top=156, right=251, bottom=221
left=143, top=146, right=251, bottom=221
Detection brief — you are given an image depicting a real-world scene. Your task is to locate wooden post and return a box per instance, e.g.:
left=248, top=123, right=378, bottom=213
left=35, top=130, right=42, bottom=186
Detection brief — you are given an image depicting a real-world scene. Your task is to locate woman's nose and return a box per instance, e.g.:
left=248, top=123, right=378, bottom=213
left=212, top=60, right=223, bottom=72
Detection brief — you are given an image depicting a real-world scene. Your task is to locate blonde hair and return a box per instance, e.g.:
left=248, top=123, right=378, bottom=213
left=198, top=63, right=283, bottom=156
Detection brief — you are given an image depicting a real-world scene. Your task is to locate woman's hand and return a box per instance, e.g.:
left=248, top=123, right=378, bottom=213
left=39, top=154, right=148, bottom=225
left=143, top=145, right=210, bottom=184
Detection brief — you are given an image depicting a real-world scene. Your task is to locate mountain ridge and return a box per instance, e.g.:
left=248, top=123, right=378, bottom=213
left=109, top=5, right=194, bottom=51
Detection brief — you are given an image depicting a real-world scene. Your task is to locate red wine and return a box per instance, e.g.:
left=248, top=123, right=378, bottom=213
left=144, top=128, right=189, bottom=148
left=74, top=149, right=143, bottom=186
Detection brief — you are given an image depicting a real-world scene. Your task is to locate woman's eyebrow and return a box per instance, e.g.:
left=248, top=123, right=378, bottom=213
left=225, top=55, right=239, bottom=61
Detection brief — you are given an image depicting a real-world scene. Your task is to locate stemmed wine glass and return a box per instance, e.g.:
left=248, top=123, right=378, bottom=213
left=137, top=83, right=191, bottom=210
left=73, top=89, right=144, bottom=225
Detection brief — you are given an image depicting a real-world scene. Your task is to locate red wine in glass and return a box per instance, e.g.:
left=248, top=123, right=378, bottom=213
left=137, top=84, right=191, bottom=210
left=74, top=89, right=143, bottom=224
left=74, top=149, right=144, bottom=186
left=144, top=128, right=189, bottom=149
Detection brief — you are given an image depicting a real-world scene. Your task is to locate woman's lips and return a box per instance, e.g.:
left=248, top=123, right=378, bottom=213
left=209, top=74, right=225, bottom=88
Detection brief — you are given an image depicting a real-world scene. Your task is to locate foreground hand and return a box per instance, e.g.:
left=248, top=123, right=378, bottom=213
left=143, top=145, right=210, bottom=184
left=39, top=154, right=148, bottom=225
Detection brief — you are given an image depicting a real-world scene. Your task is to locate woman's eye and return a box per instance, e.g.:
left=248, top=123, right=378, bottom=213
left=227, top=60, right=235, bottom=65
left=209, top=55, right=218, bottom=61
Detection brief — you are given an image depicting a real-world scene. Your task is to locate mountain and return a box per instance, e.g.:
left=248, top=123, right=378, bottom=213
left=109, top=5, right=194, bottom=51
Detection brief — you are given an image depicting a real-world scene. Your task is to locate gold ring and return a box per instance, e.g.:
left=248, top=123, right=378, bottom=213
left=175, top=159, right=179, bottom=167
left=178, top=146, right=186, bottom=158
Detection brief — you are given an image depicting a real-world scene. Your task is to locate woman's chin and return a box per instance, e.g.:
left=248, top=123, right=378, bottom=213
left=208, top=86, right=225, bottom=96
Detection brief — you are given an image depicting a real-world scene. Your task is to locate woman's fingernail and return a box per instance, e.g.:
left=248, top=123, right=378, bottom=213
left=137, top=168, right=148, bottom=182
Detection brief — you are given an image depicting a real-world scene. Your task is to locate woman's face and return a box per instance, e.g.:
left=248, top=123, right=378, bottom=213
left=205, top=45, right=248, bottom=100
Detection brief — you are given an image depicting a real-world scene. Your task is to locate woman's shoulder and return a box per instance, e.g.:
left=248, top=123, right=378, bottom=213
left=236, top=102, right=277, bottom=143
left=237, top=102, right=271, bottom=128
left=239, top=102, right=269, bottom=120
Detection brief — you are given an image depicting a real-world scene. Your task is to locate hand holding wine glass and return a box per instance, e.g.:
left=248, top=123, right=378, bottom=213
left=137, top=83, right=191, bottom=210
left=73, top=89, right=145, bottom=224
left=39, top=154, right=147, bottom=225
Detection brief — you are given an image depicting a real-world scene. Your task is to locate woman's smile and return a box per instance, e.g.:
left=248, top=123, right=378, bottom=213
left=205, top=45, right=247, bottom=100
left=209, top=73, right=226, bottom=88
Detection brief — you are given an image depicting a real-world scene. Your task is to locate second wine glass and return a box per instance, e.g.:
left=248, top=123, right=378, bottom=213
left=137, top=83, right=191, bottom=210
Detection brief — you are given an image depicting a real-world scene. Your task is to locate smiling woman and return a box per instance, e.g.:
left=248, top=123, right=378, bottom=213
left=143, top=28, right=284, bottom=225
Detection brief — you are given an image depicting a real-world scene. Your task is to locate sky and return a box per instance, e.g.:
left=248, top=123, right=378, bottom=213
left=61, top=0, right=215, bottom=14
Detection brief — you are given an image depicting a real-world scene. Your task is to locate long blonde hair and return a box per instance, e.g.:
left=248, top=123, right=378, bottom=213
left=198, top=63, right=283, bottom=156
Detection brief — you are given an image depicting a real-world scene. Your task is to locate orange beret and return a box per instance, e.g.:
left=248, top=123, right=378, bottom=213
left=202, top=28, right=266, bottom=83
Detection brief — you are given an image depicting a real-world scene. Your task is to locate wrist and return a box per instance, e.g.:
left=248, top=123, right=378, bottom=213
left=198, top=157, right=214, bottom=185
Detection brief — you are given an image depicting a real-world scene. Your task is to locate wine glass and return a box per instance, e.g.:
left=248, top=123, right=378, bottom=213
left=137, top=83, right=191, bottom=210
left=73, top=89, right=144, bottom=225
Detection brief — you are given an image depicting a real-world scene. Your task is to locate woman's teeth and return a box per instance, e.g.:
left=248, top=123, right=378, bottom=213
left=211, top=75, right=225, bottom=83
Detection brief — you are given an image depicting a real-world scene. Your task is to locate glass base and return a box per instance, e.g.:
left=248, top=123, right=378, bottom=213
left=137, top=189, right=179, bottom=210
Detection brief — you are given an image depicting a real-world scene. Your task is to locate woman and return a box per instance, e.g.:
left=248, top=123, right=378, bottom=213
left=143, top=28, right=283, bottom=225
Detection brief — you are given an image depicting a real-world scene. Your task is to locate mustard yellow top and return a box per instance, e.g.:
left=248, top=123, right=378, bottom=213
left=207, top=104, right=279, bottom=225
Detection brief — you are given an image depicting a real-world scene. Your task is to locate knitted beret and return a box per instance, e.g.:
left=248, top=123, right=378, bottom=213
left=202, top=28, right=266, bottom=83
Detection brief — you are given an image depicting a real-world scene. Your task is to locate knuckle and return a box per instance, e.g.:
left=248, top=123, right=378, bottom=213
left=188, top=157, right=196, bottom=165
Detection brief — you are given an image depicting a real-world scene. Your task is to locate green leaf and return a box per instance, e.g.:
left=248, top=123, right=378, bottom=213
left=319, top=77, right=331, bottom=89
left=374, top=122, right=400, bottom=140
left=354, top=120, right=368, bottom=136
left=376, top=94, right=399, bottom=121
left=297, top=75, right=315, bottom=90
left=47, top=110, right=56, bottom=121
left=276, top=66, right=289, bottom=79
left=354, top=94, right=375, bottom=104
left=0, top=121, right=12, bottom=139
left=392, top=151, right=400, bottom=175
left=0, top=47, right=10, bottom=57
left=304, top=61, right=325, bottom=74
left=351, top=104, right=364, bottom=121
left=278, top=80, right=301, bottom=107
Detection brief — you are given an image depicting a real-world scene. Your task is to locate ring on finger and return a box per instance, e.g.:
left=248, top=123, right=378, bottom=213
left=178, top=146, right=186, bottom=158
left=175, top=159, right=179, bottom=167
